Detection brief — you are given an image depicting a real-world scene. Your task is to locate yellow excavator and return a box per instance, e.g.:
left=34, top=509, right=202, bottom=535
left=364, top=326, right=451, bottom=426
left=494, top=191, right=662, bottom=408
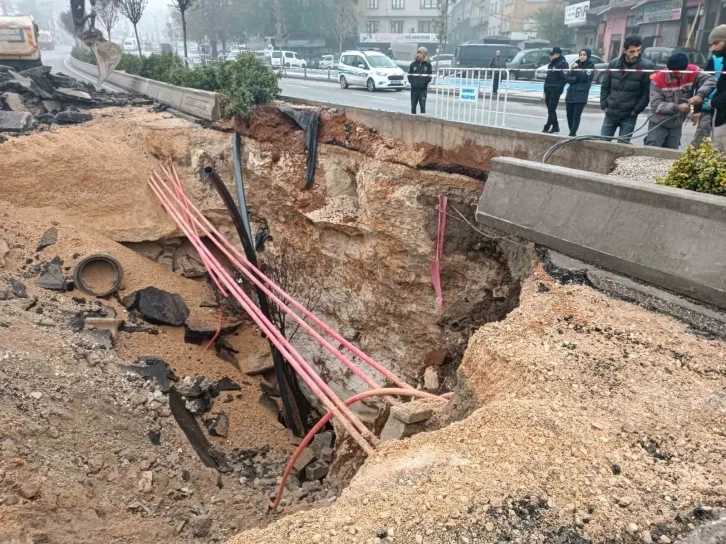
left=71, top=0, right=122, bottom=84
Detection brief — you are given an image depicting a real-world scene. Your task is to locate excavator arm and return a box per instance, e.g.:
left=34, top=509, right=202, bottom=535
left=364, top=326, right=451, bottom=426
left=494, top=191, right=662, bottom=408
left=72, top=0, right=122, bottom=85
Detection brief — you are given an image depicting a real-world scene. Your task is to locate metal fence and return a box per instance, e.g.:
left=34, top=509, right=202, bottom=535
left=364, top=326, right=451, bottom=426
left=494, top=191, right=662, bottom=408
left=431, top=68, right=509, bottom=128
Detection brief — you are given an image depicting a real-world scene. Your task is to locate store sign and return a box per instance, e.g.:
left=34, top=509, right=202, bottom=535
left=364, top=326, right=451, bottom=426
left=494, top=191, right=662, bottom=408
left=360, top=33, right=438, bottom=43
left=564, top=0, right=590, bottom=25
left=640, top=0, right=681, bottom=23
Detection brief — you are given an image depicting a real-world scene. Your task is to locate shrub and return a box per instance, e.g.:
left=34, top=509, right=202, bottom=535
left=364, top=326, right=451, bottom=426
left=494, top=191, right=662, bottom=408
left=657, top=139, right=726, bottom=196
left=71, top=45, right=97, bottom=65
left=139, top=52, right=185, bottom=81
left=115, top=54, right=143, bottom=75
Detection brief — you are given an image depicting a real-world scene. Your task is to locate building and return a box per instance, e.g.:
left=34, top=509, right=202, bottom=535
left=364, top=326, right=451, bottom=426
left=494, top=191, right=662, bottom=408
left=359, top=0, right=444, bottom=50
left=449, top=0, right=508, bottom=42
left=566, top=0, right=715, bottom=61
left=502, top=0, right=557, bottom=43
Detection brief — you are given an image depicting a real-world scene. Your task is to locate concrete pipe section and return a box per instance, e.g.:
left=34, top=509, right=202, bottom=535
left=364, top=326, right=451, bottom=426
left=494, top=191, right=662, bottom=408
left=73, top=254, right=124, bottom=297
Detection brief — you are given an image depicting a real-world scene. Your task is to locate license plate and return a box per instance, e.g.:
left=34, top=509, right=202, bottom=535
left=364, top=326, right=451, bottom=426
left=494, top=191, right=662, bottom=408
left=390, top=82, right=402, bottom=86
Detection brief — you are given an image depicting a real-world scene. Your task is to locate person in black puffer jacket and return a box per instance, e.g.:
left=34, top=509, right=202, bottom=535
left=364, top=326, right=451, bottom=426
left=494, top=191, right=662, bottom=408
left=565, top=48, right=595, bottom=136
left=599, top=34, right=655, bottom=142
left=708, top=68, right=726, bottom=151
left=543, top=47, right=569, bottom=133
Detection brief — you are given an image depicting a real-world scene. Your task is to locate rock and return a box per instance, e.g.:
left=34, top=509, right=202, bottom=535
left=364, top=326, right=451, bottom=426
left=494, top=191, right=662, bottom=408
left=204, top=413, right=229, bottom=438
left=18, top=483, right=40, bottom=500
left=311, top=534, right=322, bottom=543
left=36, top=113, right=55, bottom=125
left=2, top=91, right=28, bottom=112
left=423, top=366, right=440, bottom=391
left=184, top=320, right=241, bottom=346
left=310, top=431, right=334, bottom=458
left=3, top=493, right=20, bottom=505
left=29, top=391, right=43, bottom=400
left=173, top=245, right=206, bottom=277
left=319, top=446, right=333, bottom=462
left=293, top=447, right=315, bottom=473
left=123, top=287, right=190, bottom=326
left=617, top=496, right=634, bottom=507
left=305, top=460, right=329, bottom=480
left=36, top=261, right=65, bottom=290
left=659, top=536, right=671, bottom=544
left=641, top=530, right=653, bottom=543
left=37, top=227, right=58, bottom=251
left=423, top=348, right=448, bottom=369
left=138, top=471, right=153, bottom=493
left=627, top=523, right=639, bottom=534
left=245, top=351, right=275, bottom=375
left=0, top=110, right=34, bottom=132
left=54, top=87, right=93, bottom=103
left=126, top=357, right=177, bottom=393
left=84, top=316, right=118, bottom=342
left=0, top=290, right=9, bottom=300
left=190, top=515, right=212, bottom=538
left=83, top=329, right=114, bottom=349
left=55, top=107, right=92, bottom=124
left=18, top=66, right=55, bottom=99
left=9, top=278, right=27, bottom=298
left=215, top=377, right=241, bottom=391
left=42, top=99, right=62, bottom=112
left=380, top=414, right=426, bottom=443
left=390, top=401, right=434, bottom=424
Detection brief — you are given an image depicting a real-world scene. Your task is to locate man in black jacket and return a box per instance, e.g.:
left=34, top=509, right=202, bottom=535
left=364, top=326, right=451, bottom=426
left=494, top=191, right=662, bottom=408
left=599, top=35, right=654, bottom=142
left=408, top=47, right=433, bottom=114
left=707, top=64, right=726, bottom=152
left=543, top=47, right=569, bottom=133
left=489, top=49, right=507, bottom=95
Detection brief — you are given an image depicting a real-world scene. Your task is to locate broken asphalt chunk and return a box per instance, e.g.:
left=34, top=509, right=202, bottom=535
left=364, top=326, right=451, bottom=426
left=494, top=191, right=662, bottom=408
left=125, top=357, right=177, bottom=393
left=204, top=412, right=229, bottom=438
left=36, top=261, right=66, bottom=291
left=55, top=108, right=92, bottom=125
left=122, top=286, right=189, bottom=326
left=0, top=110, right=34, bottom=133
left=215, top=377, right=241, bottom=392
left=9, top=278, right=27, bottom=298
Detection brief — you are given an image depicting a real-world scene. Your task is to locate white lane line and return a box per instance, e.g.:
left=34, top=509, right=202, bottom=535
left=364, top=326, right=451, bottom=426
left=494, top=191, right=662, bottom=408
left=63, top=57, right=120, bottom=92
left=352, top=92, right=398, bottom=101
left=283, top=83, right=310, bottom=89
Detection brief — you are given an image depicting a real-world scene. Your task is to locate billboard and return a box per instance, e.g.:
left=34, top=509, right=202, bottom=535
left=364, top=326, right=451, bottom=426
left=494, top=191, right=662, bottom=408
left=565, top=0, right=590, bottom=25
left=360, top=33, right=438, bottom=43
left=640, top=0, right=681, bottom=23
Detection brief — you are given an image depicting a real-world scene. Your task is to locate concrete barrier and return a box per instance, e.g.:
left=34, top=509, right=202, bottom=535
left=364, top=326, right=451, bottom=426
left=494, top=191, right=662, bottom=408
left=477, top=157, right=726, bottom=310
left=284, top=98, right=680, bottom=175
left=69, top=56, right=222, bottom=121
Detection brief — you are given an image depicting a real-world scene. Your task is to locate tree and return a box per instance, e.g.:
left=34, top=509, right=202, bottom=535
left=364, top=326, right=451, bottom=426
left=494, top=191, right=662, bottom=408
left=58, top=10, right=76, bottom=37
left=272, top=0, right=287, bottom=50
left=170, top=0, right=194, bottom=61
left=118, top=0, right=148, bottom=56
left=532, top=4, right=572, bottom=46
left=331, top=0, right=362, bottom=55
left=96, top=0, right=121, bottom=41
left=435, top=0, right=451, bottom=72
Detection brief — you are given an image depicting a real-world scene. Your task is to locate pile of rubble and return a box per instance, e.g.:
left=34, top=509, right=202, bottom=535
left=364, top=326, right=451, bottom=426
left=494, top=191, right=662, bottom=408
left=0, top=64, right=151, bottom=137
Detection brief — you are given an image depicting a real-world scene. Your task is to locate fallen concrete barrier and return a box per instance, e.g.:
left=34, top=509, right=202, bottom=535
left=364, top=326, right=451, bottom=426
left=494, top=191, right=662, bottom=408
left=68, top=56, right=222, bottom=121
left=477, top=157, right=726, bottom=310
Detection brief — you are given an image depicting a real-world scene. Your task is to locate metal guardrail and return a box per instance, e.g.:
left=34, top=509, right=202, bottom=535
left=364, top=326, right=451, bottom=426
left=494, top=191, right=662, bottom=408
left=431, top=68, right=509, bottom=128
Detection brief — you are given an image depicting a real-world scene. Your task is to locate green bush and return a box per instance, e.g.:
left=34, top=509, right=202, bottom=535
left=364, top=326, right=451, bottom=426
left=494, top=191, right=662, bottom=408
left=657, top=139, right=726, bottom=196
left=70, top=48, right=280, bottom=119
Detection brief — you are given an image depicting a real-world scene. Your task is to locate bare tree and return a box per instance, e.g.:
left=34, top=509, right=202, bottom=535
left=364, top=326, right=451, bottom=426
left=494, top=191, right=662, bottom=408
left=96, top=0, right=121, bottom=41
left=58, top=10, right=77, bottom=37
left=332, top=0, right=362, bottom=55
left=272, top=0, right=287, bottom=55
left=435, top=0, right=451, bottom=73
left=170, top=0, right=194, bottom=62
left=118, top=0, right=148, bottom=56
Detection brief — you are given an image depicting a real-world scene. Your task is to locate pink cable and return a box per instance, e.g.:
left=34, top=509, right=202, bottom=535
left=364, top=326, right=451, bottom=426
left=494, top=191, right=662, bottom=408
left=155, top=170, right=393, bottom=398
left=149, top=175, right=376, bottom=453
left=431, top=194, right=448, bottom=309
left=269, top=387, right=449, bottom=510
left=157, top=167, right=413, bottom=391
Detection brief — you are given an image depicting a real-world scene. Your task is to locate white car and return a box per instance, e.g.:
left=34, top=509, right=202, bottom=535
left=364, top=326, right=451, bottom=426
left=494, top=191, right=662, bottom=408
left=271, top=50, right=307, bottom=69
left=338, top=51, right=408, bottom=92
left=123, top=38, right=137, bottom=52
left=534, top=53, right=604, bottom=80
left=321, top=54, right=335, bottom=69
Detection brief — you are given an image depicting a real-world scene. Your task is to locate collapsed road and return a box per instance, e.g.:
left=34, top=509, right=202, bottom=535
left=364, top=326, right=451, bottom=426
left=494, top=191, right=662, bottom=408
left=0, top=98, right=724, bottom=544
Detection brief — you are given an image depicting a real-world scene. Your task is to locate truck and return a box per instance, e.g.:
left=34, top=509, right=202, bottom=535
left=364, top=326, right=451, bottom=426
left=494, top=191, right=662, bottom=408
left=0, top=15, right=43, bottom=71
left=38, top=29, right=54, bottom=50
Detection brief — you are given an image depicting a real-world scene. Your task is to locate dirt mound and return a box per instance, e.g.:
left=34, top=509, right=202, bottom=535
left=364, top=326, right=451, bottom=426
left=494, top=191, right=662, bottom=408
left=229, top=267, right=726, bottom=544
left=0, top=107, right=232, bottom=242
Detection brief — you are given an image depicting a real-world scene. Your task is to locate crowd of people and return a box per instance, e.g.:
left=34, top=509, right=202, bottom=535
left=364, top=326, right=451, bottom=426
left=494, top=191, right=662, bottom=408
left=407, top=28, right=726, bottom=151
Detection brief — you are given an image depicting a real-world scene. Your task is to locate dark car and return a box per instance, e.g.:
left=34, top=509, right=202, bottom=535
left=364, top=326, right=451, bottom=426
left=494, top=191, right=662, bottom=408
left=642, top=47, right=708, bottom=70
left=506, top=48, right=552, bottom=80
left=454, top=43, right=520, bottom=69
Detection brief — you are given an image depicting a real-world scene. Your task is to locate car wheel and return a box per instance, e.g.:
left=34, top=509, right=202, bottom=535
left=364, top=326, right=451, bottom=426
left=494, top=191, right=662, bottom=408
left=395, top=88, right=403, bottom=92
left=367, top=78, right=376, bottom=92
left=340, top=76, right=349, bottom=89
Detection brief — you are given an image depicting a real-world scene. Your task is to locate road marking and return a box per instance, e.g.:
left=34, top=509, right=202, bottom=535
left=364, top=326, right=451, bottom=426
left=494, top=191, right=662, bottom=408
left=284, top=83, right=310, bottom=89
left=63, top=57, right=120, bottom=92
left=352, top=93, right=399, bottom=101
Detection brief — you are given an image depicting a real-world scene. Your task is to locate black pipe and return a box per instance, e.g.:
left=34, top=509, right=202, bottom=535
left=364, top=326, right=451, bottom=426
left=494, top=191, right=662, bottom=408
left=203, top=167, right=310, bottom=437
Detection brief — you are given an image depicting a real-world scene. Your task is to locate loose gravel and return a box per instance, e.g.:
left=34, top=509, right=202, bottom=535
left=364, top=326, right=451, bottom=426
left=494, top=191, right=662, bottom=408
left=609, top=156, right=675, bottom=184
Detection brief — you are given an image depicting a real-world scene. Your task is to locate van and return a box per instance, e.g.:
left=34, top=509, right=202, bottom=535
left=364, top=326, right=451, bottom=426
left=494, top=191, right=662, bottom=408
left=338, top=50, right=408, bottom=92
left=0, top=16, right=43, bottom=70
left=270, top=50, right=306, bottom=68
left=454, top=43, right=520, bottom=69
left=321, top=54, right=335, bottom=69
left=123, top=38, right=137, bottom=52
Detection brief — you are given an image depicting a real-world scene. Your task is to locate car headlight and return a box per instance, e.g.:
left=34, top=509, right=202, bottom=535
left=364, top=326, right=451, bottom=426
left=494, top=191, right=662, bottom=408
left=375, top=71, right=387, bottom=77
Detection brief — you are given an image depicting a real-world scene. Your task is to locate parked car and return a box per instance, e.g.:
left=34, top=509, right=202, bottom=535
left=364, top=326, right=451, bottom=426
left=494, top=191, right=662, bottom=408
left=321, top=54, right=336, bottom=69
left=507, top=48, right=552, bottom=80
left=271, top=50, right=307, bottom=68
left=338, top=50, right=408, bottom=92
left=454, top=43, right=520, bottom=69
left=642, top=47, right=707, bottom=70
left=535, top=53, right=604, bottom=80
left=123, top=38, right=138, bottom=52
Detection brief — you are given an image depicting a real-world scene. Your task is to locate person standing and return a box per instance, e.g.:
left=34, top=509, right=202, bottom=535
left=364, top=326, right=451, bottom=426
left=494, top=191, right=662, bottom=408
left=706, top=63, right=726, bottom=152
left=599, top=35, right=654, bottom=142
left=408, top=47, right=433, bottom=115
left=565, top=48, right=595, bottom=137
left=644, top=53, right=715, bottom=149
left=543, top=47, right=569, bottom=133
left=691, top=25, right=726, bottom=146
left=489, top=49, right=507, bottom=95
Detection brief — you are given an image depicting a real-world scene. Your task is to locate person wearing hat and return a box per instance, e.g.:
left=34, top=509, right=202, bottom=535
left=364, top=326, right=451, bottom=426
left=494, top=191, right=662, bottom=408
left=408, top=47, right=433, bottom=115
left=644, top=53, right=715, bottom=149
left=542, top=46, right=569, bottom=133
left=599, top=35, right=654, bottom=142
left=691, top=24, right=726, bottom=146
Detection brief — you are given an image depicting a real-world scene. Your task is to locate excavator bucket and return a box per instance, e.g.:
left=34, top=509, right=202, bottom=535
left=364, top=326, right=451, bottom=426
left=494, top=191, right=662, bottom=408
left=78, top=28, right=122, bottom=86
left=92, top=41, right=122, bottom=85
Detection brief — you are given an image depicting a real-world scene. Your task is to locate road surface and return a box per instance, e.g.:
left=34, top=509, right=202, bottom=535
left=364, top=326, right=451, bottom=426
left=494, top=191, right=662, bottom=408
left=41, top=45, right=696, bottom=147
